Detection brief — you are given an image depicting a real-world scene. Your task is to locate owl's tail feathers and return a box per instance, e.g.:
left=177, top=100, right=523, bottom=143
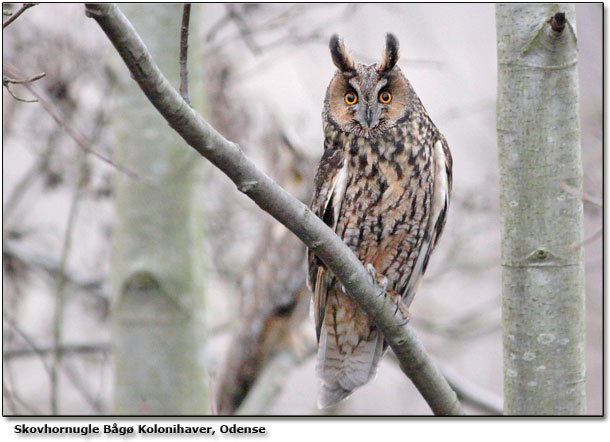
left=316, top=327, right=385, bottom=408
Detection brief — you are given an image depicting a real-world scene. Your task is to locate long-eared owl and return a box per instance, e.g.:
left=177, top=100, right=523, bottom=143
left=307, top=34, right=452, bottom=408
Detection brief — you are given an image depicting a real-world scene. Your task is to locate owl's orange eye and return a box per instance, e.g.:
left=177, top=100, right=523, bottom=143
left=344, top=92, right=358, bottom=105
left=379, top=91, right=392, bottom=104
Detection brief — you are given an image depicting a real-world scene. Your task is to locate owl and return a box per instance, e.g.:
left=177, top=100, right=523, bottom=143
left=307, top=33, right=452, bottom=408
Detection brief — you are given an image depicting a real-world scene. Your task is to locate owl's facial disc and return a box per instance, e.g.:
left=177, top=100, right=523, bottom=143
left=355, top=100, right=380, bottom=129
left=326, top=35, right=410, bottom=136
left=349, top=76, right=388, bottom=130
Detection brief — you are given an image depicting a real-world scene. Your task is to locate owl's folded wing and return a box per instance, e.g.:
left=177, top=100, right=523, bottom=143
left=307, top=147, right=347, bottom=341
left=400, top=134, right=452, bottom=307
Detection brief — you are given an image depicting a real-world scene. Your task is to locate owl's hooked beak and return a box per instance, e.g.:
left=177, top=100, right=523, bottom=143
left=365, top=107, right=373, bottom=127
left=359, top=103, right=380, bottom=130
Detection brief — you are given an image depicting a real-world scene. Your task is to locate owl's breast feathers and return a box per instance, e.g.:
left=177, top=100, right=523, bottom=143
left=308, top=114, right=452, bottom=331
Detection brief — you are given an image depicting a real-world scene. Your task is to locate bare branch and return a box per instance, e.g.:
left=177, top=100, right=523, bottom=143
left=3, top=241, right=107, bottom=299
left=3, top=381, right=42, bottom=415
left=2, top=314, right=52, bottom=376
left=560, top=182, right=602, bottom=207
left=226, top=4, right=262, bottom=55
left=214, top=123, right=314, bottom=414
left=385, top=352, right=503, bottom=415
left=61, top=358, right=106, bottom=413
left=4, top=340, right=108, bottom=413
left=3, top=62, right=148, bottom=183
left=3, top=71, right=45, bottom=84
left=84, top=3, right=464, bottom=415
left=4, top=79, right=111, bottom=225
left=215, top=231, right=309, bottom=414
left=572, top=225, right=602, bottom=249
left=235, top=344, right=316, bottom=415
left=3, top=82, right=37, bottom=102
left=3, top=342, right=110, bottom=359
left=179, top=4, right=191, bottom=104
left=3, top=71, right=46, bottom=102
left=438, top=364, right=503, bottom=415
left=2, top=3, right=37, bottom=29
left=51, top=149, right=86, bottom=414
left=204, top=10, right=231, bottom=42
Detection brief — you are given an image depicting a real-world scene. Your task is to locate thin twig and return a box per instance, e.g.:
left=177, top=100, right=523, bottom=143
left=3, top=72, right=45, bottom=102
left=3, top=143, right=54, bottom=221
left=51, top=149, right=86, bottom=414
left=62, top=359, right=105, bottom=413
left=204, top=11, right=231, bottom=42
left=2, top=381, right=19, bottom=415
left=2, top=3, right=37, bottom=29
left=226, top=4, right=262, bottom=55
left=2, top=313, right=44, bottom=415
left=560, top=182, right=602, bottom=207
left=3, top=381, right=41, bottom=415
left=4, top=71, right=45, bottom=84
left=386, top=351, right=503, bottom=415
left=204, top=4, right=326, bottom=58
left=85, top=3, right=464, bottom=415
left=2, top=314, right=52, bottom=376
left=3, top=241, right=107, bottom=298
left=2, top=62, right=148, bottom=184
left=571, top=225, right=602, bottom=249
left=3, top=83, right=37, bottom=102
left=439, top=363, right=503, bottom=415
left=4, top=73, right=107, bottom=225
left=235, top=344, right=316, bottom=415
left=4, top=342, right=110, bottom=359
left=179, top=4, right=191, bottom=104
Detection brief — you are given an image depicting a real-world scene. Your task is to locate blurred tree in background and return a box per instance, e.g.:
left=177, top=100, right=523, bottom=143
left=109, top=4, right=209, bottom=415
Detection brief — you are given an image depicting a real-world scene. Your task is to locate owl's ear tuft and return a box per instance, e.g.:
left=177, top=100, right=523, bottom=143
left=329, top=34, right=355, bottom=73
left=379, top=33, right=400, bottom=72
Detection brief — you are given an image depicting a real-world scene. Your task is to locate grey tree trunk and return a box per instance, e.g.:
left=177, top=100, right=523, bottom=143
left=110, top=4, right=209, bottom=414
left=496, top=4, right=586, bottom=415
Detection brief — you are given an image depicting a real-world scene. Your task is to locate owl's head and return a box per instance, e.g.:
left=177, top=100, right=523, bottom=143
left=324, top=34, right=416, bottom=137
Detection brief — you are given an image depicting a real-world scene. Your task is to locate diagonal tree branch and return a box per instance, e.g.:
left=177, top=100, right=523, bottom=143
left=84, top=3, right=464, bottom=415
left=2, top=2, right=37, bottom=29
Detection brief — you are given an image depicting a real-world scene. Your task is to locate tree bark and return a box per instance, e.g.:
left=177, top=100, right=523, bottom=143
left=109, top=4, right=209, bottom=414
left=496, top=3, right=586, bottom=415
left=85, top=3, right=464, bottom=415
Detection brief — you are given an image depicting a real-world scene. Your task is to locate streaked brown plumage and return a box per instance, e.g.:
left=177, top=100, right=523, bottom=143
left=307, top=34, right=452, bottom=408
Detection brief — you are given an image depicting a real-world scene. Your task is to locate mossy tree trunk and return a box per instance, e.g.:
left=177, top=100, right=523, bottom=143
left=496, top=3, right=586, bottom=415
left=110, top=4, right=209, bottom=414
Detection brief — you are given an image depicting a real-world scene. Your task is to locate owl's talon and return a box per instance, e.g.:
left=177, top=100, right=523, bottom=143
left=389, top=291, right=410, bottom=321
left=397, top=303, right=410, bottom=321
left=366, top=263, right=388, bottom=298
left=380, top=276, right=389, bottom=298
left=366, top=263, right=377, bottom=285
left=376, top=283, right=388, bottom=298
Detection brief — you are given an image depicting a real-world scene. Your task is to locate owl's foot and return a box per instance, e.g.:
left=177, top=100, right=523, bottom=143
left=365, top=264, right=409, bottom=320
left=395, top=300, right=411, bottom=321
left=365, top=263, right=377, bottom=284
left=387, top=290, right=410, bottom=321
left=366, top=263, right=388, bottom=298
